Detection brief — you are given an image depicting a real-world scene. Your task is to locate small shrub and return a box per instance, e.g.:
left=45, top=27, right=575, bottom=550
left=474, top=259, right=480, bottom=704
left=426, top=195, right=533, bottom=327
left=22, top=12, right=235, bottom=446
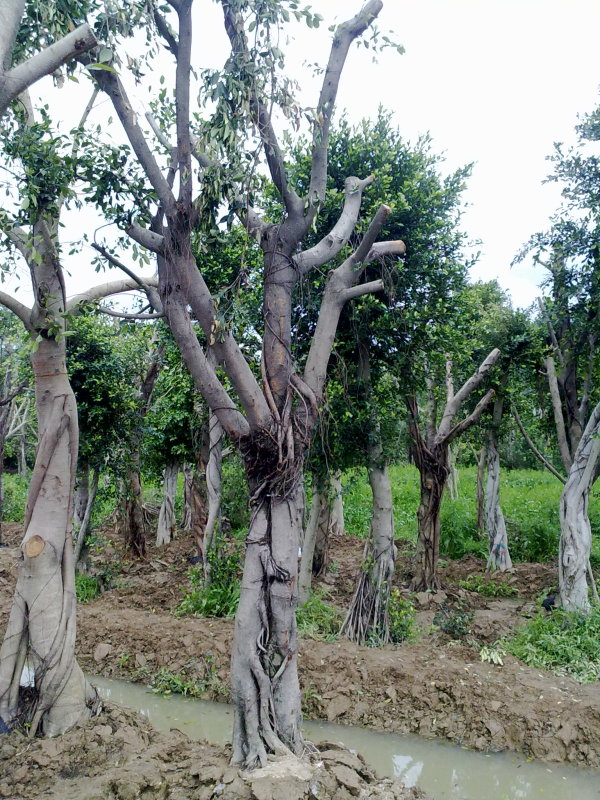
left=296, top=589, right=341, bottom=640
left=388, top=589, right=417, bottom=643
left=505, top=605, right=600, bottom=682
left=176, top=537, right=241, bottom=618
left=459, top=574, right=517, bottom=597
left=2, top=473, right=28, bottom=522
left=75, top=573, right=101, bottom=603
left=432, top=603, right=473, bottom=638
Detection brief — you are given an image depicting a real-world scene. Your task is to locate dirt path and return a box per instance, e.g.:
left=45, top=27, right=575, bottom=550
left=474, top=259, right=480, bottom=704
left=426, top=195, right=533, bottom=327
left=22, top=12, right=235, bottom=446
left=1, top=522, right=599, bottom=789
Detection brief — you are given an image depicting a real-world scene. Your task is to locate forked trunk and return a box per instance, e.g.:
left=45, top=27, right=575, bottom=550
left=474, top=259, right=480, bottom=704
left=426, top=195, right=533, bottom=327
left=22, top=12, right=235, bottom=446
left=559, top=403, right=600, bottom=613
left=231, top=483, right=304, bottom=769
left=0, top=339, right=95, bottom=735
left=342, top=460, right=395, bottom=644
left=412, top=456, right=447, bottom=591
left=156, top=461, right=179, bottom=546
left=485, top=436, right=512, bottom=571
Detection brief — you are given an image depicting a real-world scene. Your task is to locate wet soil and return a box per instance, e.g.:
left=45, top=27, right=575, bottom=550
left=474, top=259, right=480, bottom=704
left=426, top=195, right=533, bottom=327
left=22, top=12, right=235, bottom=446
left=1, top=521, right=599, bottom=798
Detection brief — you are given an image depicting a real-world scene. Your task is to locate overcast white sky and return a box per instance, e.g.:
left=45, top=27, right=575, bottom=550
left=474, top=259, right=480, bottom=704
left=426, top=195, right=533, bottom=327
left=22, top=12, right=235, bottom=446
left=7, top=0, right=600, bottom=310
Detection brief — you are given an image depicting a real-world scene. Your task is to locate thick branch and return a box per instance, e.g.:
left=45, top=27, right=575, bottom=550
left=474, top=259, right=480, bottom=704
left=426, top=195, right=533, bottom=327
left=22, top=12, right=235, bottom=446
left=303, top=205, right=405, bottom=399
left=66, top=276, right=158, bottom=313
left=154, top=9, right=179, bottom=57
left=0, top=290, right=33, bottom=331
left=0, top=0, right=25, bottom=71
left=91, top=243, right=162, bottom=311
left=91, top=67, right=175, bottom=214
left=175, top=0, right=193, bottom=208
left=221, top=3, right=301, bottom=216
left=0, top=23, right=97, bottom=116
left=161, top=277, right=250, bottom=439
left=342, top=279, right=384, bottom=302
left=293, top=175, right=375, bottom=274
left=308, top=0, right=383, bottom=210
left=437, top=348, right=501, bottom=441
left=98, top=306, right=163, bottom=320
left=511, top=402, right=566, bottom=484
left=443, top=389, right=496, bottom=445
left=127, top=223, right=165, bottom=254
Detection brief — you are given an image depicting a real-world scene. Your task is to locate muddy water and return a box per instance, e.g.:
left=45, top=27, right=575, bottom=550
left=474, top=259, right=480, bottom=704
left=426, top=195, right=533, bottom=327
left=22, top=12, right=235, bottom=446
left=91, top=676, right=600, bottom=800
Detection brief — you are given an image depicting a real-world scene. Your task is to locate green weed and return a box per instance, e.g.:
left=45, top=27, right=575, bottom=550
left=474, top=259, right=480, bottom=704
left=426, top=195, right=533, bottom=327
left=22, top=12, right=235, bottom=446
left=388, top=589, right=417, bottom=643
left=459, top=574, right=517, bottom=597
left=2, top=473, right=28, bottom=522
left=296, top=589, right=342, bottom=640
left=505, top=606, right=600, bottom=682
left=432, top=604, right=474, bottom=638
left=75, top=573, right=101, bottom=603
left=176, top=537, right=241, bottom=618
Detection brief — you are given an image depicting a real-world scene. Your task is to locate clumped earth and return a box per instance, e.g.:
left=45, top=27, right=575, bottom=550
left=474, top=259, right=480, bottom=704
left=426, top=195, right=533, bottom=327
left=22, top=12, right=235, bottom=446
left=0, top=704, right=428, bottom=799
left=1, top=521, right=600, bottom=799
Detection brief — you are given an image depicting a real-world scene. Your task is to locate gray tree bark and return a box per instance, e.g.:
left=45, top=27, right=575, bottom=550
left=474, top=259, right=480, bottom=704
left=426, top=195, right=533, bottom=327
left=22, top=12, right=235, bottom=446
left=559, top=401, right=600, bottom=613
left=156, top=461, right=179, bottom=546
left=485, top=395, right=512, bottom=571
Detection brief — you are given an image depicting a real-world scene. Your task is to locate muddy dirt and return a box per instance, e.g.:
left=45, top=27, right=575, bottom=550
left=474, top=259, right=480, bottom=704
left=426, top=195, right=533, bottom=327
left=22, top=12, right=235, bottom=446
left=0, top=703, right=427, bottom=799
left=1, top=520, right=599, bottom=798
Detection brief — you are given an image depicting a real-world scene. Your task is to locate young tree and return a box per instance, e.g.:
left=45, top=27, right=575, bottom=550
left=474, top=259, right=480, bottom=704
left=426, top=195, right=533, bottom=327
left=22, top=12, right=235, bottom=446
left=406, top=348, right=500, bottom=590
left=90, top=0, right=405, bottom=765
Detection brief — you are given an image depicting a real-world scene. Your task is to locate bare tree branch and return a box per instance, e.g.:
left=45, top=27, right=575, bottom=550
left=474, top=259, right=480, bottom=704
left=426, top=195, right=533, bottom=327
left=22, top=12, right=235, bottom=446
left=294, top=175, right=375, bottom=274
left=91, top=67, right=176, bottom=215
left=443, top=389, right=496, bottom=445
left=98, top=306, right=163, bottom=320
left=66, top=276, right=158, bottom=313
left=0, top=290, right=33, bottom=331
left=512, top=401, right=566, bottom=484
left=308, top=0, right=383, bottom=213
left=303, top=204, right=405, bottom=399
left=221, top=2, right=302, bottom=216
left=437, top=348, right=501, bottom=441
left=342, top=279, right=384, bottom=302
left=127, top=223, right=165, bottom=253
left=545, top=354, right=573, bottom=472
left=0, top=22, right=97, bottom=116
left=175, top=0, right=193, bottom=209
left=153, top=8, right=178, bottom=57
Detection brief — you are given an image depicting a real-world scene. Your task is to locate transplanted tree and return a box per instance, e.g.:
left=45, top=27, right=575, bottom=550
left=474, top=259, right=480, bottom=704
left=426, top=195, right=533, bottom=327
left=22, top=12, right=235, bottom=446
left=515, top=102, right=600, bottom=611
left=284, top=109, right=476, bottom=632
left=89, top=0, right=405, bottom=766
left=0, top=82, right=157, bottom=733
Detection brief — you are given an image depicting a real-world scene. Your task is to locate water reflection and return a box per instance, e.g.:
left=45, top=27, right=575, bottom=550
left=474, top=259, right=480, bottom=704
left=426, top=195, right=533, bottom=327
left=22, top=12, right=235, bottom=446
left=91, top=676, right=600, bottom=800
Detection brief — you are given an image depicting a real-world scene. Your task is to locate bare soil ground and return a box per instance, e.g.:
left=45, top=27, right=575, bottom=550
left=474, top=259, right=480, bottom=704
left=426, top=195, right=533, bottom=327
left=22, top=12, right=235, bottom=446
left=1, top=521, right=599, bottom=798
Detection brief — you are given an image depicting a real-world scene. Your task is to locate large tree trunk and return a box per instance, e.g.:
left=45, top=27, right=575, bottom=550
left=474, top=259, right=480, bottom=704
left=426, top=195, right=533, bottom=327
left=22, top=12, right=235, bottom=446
left=156, top=461, right=179, bottom=546
left=559, top=403, right=600, bottom=613
left=485, top=435, right=512, bottom=571
left=411, top=443, right=448, bottom=591
left=342, top=459, right=395, bottom=644
left=0, top=339, right=95, bottom=735
left=230, top=475, right=303, bottom=769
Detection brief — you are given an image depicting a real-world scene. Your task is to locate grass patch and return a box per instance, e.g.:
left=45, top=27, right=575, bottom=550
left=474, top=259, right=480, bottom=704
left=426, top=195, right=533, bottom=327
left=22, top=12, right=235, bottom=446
left=505, top=606, right=600, bottom=682
left=176, top=537, right=241, bottom=619
left=75, top=573, right=101, bottom=603
left=459, top=574, right=517, bottom=597
left=296, top=589, right=342, bottom=640
left=2, top=473, right=28, bottom=522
